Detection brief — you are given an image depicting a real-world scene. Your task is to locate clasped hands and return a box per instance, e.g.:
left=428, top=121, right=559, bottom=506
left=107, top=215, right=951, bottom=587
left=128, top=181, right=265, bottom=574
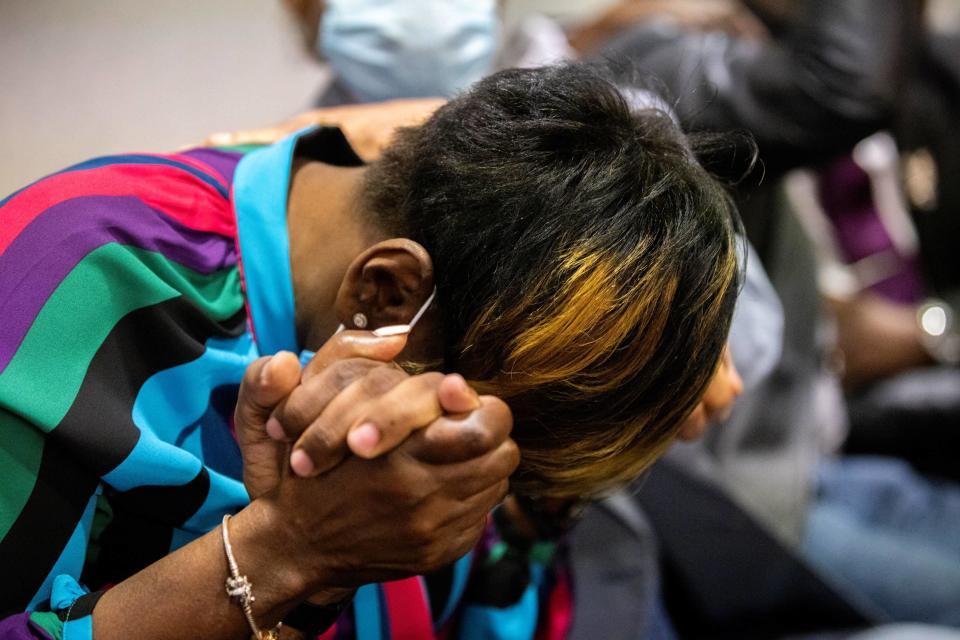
left=232, top=329, right=518, bottom=599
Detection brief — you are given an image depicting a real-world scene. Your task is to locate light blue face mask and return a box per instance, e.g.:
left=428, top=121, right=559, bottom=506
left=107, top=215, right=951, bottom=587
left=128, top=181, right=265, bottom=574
left=319, top=0, right=499, bottom=103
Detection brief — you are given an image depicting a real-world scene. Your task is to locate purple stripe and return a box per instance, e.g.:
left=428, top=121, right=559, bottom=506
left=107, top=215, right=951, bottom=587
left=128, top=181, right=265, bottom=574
left=179, top=148, right=244, bottom=186
left=0, top=195, right=236, bottom=371
left=0, top=612, right=53, bottom=640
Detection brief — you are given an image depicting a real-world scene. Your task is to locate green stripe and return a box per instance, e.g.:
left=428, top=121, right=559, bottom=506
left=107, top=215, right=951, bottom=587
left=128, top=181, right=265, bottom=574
left=211, top=143, right=265, bottom=154
left=0, top=410, right=44, bottom=539
left=29, top=611, right=63, bottom=638
left=0, top=244, right=242, bottom=432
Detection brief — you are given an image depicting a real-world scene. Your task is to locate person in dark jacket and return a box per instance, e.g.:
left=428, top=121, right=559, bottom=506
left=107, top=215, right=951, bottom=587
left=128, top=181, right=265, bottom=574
left=576, top=0, right=960, bottom=630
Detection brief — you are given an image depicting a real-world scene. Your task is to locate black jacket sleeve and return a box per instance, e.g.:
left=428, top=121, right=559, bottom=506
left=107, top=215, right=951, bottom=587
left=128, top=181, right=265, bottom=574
left=597, top=0, right=921, bottom=173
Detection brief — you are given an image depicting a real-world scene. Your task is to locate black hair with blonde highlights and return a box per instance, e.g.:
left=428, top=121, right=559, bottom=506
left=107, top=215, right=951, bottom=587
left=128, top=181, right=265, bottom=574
left=364, top=64, right=744, bottom=497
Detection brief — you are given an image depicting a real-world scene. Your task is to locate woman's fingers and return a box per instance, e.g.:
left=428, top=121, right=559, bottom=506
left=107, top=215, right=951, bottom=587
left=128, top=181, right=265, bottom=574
left=268, top=358, right=402, bottom=441
left=436, top=373, right=482, bottom=414
left=235, top=352, right=302, bottom=443
left=233, top=351, right=304, bottom=498
left=285, top=371, right=493, bottom=477
left=263, top=329, right=494, bottom=477
left=432, top=439, right=520, bottom=500
left=402, top=396, right=514, bottom=465
left=290, top=372, right=449, bottom=476
left=301, top=329, right=408, bottom=381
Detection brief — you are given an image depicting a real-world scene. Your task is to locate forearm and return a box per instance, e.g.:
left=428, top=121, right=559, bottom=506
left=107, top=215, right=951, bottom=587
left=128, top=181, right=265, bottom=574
left=92, top=501, right=313, bottom=640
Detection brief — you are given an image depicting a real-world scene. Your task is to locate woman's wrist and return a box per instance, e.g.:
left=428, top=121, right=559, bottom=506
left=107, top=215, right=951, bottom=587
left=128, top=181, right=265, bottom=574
left=234, top=500, right=356, bottom=637
left=93, top=501, right=320, bottom=640
left=230, top=500, right=329, bottom=622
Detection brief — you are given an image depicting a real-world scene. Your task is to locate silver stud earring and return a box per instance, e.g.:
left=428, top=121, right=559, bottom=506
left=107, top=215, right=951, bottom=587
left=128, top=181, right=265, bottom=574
left=352, top=312, right=368, bottom=329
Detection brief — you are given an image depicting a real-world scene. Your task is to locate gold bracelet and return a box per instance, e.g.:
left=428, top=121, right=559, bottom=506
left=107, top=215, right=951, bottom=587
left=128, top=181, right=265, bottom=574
left=221, top=514, right=281, bottom=640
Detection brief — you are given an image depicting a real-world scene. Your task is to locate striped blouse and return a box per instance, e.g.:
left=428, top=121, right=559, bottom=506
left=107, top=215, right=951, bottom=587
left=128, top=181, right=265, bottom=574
left=0, top=127, right=566, bottom=640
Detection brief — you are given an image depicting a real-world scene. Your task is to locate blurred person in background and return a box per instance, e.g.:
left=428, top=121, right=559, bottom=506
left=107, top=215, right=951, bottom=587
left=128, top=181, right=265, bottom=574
left=581, top=0, right=960, bottom=631
left=282, top=0, right=503, bottom=105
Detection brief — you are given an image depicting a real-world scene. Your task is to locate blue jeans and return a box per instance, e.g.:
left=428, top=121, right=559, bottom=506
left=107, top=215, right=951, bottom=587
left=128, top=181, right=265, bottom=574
left=802, top=456, right=960, bottom=627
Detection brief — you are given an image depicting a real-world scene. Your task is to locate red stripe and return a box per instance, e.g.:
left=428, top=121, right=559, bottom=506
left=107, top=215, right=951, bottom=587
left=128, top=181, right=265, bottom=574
left=0, top=163, right=234, bottom=253
left=148, top=152, right=231, bottom=190
left=228, top=182, right=259, bottom=347
left=383, top=577, right=435, bottom=640
left=535, top=566, right=574, bottom=640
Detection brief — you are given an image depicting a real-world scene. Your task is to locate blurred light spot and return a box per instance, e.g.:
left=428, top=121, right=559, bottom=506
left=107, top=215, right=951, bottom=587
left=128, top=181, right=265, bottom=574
left=921, top=305, right=948, bottom=337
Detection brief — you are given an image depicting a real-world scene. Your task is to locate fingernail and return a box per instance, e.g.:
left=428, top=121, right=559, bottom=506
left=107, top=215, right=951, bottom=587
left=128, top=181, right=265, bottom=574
left=265, top=417, right=285, bottom=441
left=258, top=356, right=273, bottom=386
left=449, top=373, right=480, bottom=405
left=347, top=422, right=381, bottom=456
left=290, top=449, right=315, bottom=477
left=448, top=373, right=469, bottom=394
left=372, top=324, right=411, bottom=337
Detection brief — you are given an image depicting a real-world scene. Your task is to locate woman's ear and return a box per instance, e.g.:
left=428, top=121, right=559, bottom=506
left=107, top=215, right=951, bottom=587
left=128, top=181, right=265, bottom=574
left=334, top=238, right=434, bottom=330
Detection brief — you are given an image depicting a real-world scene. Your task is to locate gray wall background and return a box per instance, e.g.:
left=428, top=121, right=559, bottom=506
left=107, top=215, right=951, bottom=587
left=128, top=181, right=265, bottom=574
left=3, top=0, right=957, bottom=195
left=0, top=0, right=623, bottom=195
left=0, top=0, right=327, bottom=194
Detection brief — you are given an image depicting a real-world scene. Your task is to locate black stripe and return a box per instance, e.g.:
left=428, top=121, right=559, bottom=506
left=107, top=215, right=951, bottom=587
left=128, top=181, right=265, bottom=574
left=56, top=590, right=105, bottom=622
left=82, top=467, right=211, bottom=589
left=0, top=435, right=97, bottom=616
left=57, top=305, right=245, bottom=477
left=0, top=299, right=244, bottom=614
left=424, top=564, right=454, bottom=621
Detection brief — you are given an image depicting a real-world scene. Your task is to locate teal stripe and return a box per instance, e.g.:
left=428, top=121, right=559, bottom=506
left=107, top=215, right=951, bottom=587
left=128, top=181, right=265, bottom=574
left=233, top=127, right=317, bottom=355
left=437, top=552, right=474, bottom=629
left=131, top=334, right=254, bottom=448
left=355, top=583, right=386, bottom=640
left=458, top=563, right=544, bottom=640
left=28, top=491, right=99, bottom=611
left=102, top=334, right=254, bottom=492
left=61, top=613, right=93, bottom=640
left=167, top=467, right=248, bottom=554
left=100, top=428, right=202, bottom=491
left=49, top=575, right=91, bottom=639
left=177, top=468, right=248, bottom=543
